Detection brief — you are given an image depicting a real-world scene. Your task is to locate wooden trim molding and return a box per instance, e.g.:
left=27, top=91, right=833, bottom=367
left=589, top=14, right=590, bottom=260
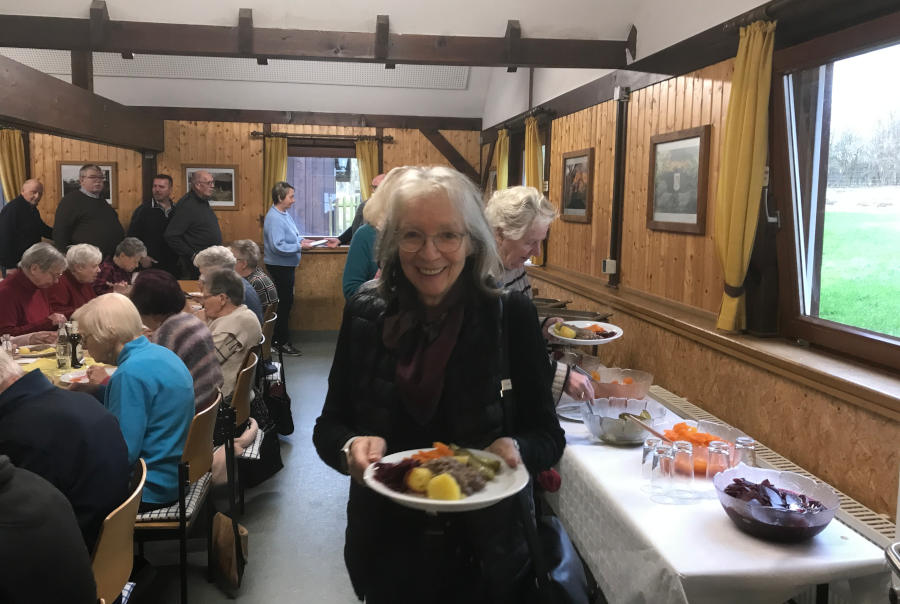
left=529, top=264, right=900, bottom=422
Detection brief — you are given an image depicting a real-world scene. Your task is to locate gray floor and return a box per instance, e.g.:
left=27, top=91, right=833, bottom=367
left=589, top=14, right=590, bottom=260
left=135, top=331, right=360, bottom=603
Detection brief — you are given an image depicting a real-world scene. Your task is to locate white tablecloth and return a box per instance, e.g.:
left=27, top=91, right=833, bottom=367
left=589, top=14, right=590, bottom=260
left=548, top=413, right=890, bottom=604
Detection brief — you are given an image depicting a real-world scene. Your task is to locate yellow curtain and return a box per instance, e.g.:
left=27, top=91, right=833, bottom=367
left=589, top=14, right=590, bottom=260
left=263, top=136, right=287, bottom=209
left=524, top=117, right=543, bottom=190
left=355, top=139, right=379, bottom=200
left=494, top=129, right=509, bottom=190
left=0, top=129, right=26, bottom=202
left=714, top=20, right=776, bottom=332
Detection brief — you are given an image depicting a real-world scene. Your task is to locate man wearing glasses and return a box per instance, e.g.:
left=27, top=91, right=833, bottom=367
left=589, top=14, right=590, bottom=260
left=164, top=169, right=223, bottom=279
left=52, top=164, right=124, bottom=259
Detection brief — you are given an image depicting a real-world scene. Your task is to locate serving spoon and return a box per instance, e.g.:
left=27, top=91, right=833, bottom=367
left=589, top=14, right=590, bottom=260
left=622, top=413, right=672, bottom=443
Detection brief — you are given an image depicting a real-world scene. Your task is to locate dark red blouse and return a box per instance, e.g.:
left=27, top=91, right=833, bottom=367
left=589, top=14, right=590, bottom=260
left=47, top=270, right=96, bottom=318
left=0, top=270, right=54, bottom=336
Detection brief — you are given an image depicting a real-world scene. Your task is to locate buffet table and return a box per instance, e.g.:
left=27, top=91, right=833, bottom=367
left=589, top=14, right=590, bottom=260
left=547, top=388, right=889, bottom=604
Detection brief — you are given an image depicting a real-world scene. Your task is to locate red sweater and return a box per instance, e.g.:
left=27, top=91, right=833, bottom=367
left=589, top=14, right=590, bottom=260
left=0, top=270, right=54, bottom=336
left=47, top=270, right=96, bottom=318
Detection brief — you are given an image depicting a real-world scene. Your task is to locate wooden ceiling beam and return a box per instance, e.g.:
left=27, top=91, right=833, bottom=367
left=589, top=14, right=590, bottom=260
left=89, top=0, right=109, bottom=48
left=505, top=20, right=521, bottom=72
left=419, top=129, right=480, bottom=182
left=0, top=13, right=629, bottom=69
left=238, top=8, right=253, bottom=55
left=70, top=50, right=93, bottom=91
left=0, top=54, right=163, bottom=151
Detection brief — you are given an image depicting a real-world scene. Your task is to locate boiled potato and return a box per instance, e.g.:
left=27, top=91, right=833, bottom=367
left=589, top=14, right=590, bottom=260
left=18, top=346, right=30, bottom=354
left=405, top=467, right=433, bottom=493
left=556, top=325, right=576, bottom=339
left=426, top=473, right=462, bottom=500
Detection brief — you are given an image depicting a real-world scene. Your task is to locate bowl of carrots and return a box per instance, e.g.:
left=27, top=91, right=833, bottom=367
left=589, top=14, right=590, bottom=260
left=585, top=367, right=653, bottom=399
left=663, top=420, right=747, bottom=477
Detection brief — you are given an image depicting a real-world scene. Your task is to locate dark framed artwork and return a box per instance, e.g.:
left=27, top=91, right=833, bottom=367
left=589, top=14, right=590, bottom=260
left=183, top=164, right=239, bottom=210
left=560, top=148, right=594, bottom=224
left=646, top=125, right=711, bottom=234
left=58, top=161, right=117, bottom=207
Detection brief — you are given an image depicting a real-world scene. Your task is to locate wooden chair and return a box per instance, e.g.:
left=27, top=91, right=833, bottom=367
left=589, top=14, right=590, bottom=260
left=263, top=301, right=277, bottom=322
left=256, top=312, right=278, bottom=390
left=92, top=459, right=147, bottom=604
left=225, top=352, right=259, bottom=514
left=135, top=394, right=220, bottom=604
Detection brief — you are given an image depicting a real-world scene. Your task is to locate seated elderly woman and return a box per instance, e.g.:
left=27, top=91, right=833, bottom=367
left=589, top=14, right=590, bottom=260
left=0, top=242, right=67, bottom=336
left=130, top=269, right=224, bottom=412
left=230, top=239, right=278, bottom=309
left=93, top=236, right=147, bottom=296
left=47, top=243, right=102, bottom=317
left=485, top=186, right=595, bottom=404
left=313, top=166, right=565, bottom=603
left=72, top=293, right=194, bottom=512
left=194, top=245, right=263, bottom=323
left=201, top=268, right=261, bottom=402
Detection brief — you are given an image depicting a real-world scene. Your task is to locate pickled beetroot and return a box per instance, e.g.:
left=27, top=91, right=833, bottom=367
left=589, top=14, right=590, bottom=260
left=373, top=458, right=420, bottom=492
left=724, top=478, right=825, bottom=513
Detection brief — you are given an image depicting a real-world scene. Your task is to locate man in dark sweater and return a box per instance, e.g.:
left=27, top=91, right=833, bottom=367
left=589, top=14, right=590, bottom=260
left=0, top=179, right=52, bottom=274
left=52, top=163, right=125, bottom=258
left=0, top=455, right=97, bottom=603
left=164, top=169, right=223, bottom=279
left=0, top=349, right=130, bottom=552
left=128, top=173, right=179, bottom=276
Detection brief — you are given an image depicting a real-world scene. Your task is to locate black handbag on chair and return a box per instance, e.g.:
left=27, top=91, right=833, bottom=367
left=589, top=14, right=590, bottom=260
left=498, top=294, right=593, bottom=604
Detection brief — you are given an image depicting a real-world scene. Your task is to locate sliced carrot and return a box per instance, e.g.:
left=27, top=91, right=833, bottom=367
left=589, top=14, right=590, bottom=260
left=623, top=377, right=634, bottom=385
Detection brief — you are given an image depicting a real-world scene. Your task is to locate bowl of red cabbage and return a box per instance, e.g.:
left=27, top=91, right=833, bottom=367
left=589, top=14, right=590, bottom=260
left=713, top=464, right=840, bottom=543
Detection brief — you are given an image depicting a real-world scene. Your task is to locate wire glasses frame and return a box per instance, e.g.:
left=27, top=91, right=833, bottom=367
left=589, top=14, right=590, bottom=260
left=397, top=230, right=468, bottom=254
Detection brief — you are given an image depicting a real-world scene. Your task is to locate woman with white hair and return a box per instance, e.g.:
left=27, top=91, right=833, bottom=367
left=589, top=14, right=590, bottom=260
left=314, top=166, right=564, bottom=602
left=47, top=243, right=102, bottom=317
left=485, top=186, right=595, bottom=404
left=93, top=236, right=146, bottom=296
left=0, top=242, right=67, bottom=336
left=73, top=293, right=194, bottom=512
left=194, top=245, right=263, bottom=323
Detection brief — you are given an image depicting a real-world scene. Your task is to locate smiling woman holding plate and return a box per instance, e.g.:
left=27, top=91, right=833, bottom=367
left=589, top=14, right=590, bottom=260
left=313, top=166, right=564, bottom=604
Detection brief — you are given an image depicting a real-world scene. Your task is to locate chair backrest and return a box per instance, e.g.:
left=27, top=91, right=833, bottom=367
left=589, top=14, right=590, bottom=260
left=263, top=301, right=277, bottom=321
left=261, top=313, right=276, bottom=360
left=92, top=458, right=147, bottom=604
left=181, top=393, right=220, bottom=483
left=231, top=352, right=258, bottom=427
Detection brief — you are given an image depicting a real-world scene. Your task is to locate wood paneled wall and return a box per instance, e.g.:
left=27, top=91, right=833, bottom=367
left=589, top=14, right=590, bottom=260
left=156, top=120, right=264, bottom=244
left=29, top=132, right=142, bottom=229
left=383, top=129, right=480, bottom=175
left=546, top=59, right=733, bottom=314
left=547, top=103, right=618, bottom=277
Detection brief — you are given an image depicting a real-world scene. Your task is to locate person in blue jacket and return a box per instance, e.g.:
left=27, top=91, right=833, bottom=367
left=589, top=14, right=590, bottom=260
left=74, top=292, right=194, bottom=512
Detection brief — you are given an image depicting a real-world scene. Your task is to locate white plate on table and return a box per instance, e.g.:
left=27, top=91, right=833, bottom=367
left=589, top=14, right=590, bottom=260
left=59, top=366, right=115, bottom=385
left=557, top=402, right=584, bottom=423
left=550, top=321, right=623, bottom=346
left=14, top=346, right=57, bottom=358
left=363, top=448, right=529, bottom=513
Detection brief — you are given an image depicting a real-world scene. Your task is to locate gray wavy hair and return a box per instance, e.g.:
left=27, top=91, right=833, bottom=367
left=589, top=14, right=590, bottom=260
left=230, top=239, right=261, bottom=269
left=484, top=186, right=558, bottom=241
left=19, top=242, right=66, bottom=271
left=375, top=166, right=501, bottom=301
left=271, top=181, right=294, bottom=206
left=194, top=245, right=236, bottom=271
left=66, top=243, right=102, bottom=268
left=115, top=237, right=147, bottom=258
left=203, top=268, right=244, bottom=306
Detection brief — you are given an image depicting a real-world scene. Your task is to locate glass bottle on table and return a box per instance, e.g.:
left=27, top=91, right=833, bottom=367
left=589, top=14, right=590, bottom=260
left=56, top=323, right=70, bottom=370
left=68, top=320, right=83, bottom=368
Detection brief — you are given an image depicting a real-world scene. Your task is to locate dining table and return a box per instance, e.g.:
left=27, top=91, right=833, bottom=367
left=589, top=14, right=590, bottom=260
left=547, top=386, right=890, bottom=604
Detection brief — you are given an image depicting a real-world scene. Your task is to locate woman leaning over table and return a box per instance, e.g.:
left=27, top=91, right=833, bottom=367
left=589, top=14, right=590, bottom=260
left=47, top=243, right=101, bottom=318
left=0, top=242, right=67, bottom=336
left=130, top=269, right=223, bottom=412
left=73, top=293, right=194, bottom=512
left=313, top=166, right=565, bottom=603
left=485, top=186, right=595, bottom=404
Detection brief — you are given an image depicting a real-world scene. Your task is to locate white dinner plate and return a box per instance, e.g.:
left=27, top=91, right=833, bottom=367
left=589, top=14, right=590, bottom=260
left=59, top=366, right=115, bottom=385
left=557, top=402, right=584, bottom=423
left=14, top=346, right=57, bottom=358
left=363, top=448, right=529, bottom=513
left=550, top=321, right=623, bottom=346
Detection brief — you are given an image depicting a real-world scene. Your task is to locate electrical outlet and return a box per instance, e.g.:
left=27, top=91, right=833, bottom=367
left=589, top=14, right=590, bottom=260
left=601, top=259, right=617, bottom=274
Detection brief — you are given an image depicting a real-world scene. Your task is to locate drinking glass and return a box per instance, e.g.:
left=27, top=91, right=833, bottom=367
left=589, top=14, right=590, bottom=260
left=670, top=440, right=696, bottom=501
left=705, top=441, right=731, bottom=480
left=732, top=436, right=758, bottom=467
left=1, top=334, right=12, bottom=354
left=649, top=443, right=676, bottom=504
left=641, top=436, right=661, bottom=482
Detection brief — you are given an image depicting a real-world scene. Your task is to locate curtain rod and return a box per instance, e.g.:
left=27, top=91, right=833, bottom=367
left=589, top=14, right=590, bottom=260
left=496, top=106, right=554, bottom=132
left=250, top=132, right=394, bottom=143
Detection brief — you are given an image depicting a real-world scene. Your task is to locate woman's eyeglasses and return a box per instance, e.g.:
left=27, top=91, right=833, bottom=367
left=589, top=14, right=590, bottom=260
left=397, top=230, right=467, bottom=253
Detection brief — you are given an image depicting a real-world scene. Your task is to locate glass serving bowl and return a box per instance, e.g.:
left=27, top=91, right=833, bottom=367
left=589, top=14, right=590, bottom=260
left=713, top=464, right=841, bottom=543
left=580, top=397, right=670, bottom=446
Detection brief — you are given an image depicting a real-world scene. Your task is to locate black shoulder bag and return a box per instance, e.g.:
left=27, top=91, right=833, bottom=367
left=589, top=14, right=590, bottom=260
left=497, top=294, right=592, bottom=604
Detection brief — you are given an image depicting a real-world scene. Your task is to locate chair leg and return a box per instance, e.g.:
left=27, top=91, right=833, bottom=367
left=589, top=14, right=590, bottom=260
left=238, top=461, right=246, bottom=516
left=180, top=524, right=188, bottom=604
left=206, top=498, right=214, bottom=583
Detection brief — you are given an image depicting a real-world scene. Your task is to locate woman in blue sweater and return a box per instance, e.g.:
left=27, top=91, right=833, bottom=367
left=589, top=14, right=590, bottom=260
left=264, top=181, right=337, bottom=355
left=74, top=293, right=194, bottom=511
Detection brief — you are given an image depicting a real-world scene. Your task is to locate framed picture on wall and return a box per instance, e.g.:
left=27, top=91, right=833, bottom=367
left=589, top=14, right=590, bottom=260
left=183, top=164, right=239, bottom=210
left=58, top=161, right=117, bottom=208
left=560, top=148, right=594, bottom=223
left=647, top=125, right=711, bottom=234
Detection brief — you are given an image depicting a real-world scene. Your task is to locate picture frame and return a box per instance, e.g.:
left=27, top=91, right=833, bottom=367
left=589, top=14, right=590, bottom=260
left=183, top=164, right=239, bottom=210
left=647, top=125, right=711, bottom=234
left=560, top=148, right=594, bottom=223
left=58, top=161, right=117, bottom=208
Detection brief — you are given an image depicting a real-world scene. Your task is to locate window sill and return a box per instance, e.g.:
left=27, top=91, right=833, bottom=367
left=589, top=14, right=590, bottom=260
left=528, top=265, right=900, bottom=422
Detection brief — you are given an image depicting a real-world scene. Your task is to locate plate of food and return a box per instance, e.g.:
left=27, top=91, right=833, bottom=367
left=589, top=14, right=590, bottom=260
left=550, top=321, right=623, bottom=346
left=14, top=346, right=57, bottom=358
left=363, top=443, right=529, bottom=513
left=59, top=366, right=115, bottom=385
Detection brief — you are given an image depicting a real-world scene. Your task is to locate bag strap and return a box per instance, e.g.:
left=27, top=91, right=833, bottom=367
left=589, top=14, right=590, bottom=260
left=497, top=293, right=554, bottom=604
